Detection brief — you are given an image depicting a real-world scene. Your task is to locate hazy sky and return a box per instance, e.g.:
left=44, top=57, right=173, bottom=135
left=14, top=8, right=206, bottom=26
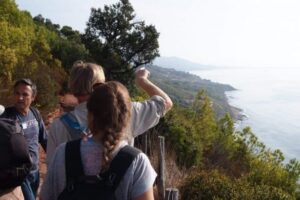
left=15, top=0, right=300, bottom=68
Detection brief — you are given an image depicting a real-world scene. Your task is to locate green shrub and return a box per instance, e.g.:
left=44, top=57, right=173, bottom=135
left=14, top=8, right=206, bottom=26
left=180, top=170, right=295, bottom=200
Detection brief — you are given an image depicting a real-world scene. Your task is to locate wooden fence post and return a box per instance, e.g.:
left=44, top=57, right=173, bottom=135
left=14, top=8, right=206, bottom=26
left=164, top=188, right=179, bottom=200
left=158, top=136, right=165, bottom=199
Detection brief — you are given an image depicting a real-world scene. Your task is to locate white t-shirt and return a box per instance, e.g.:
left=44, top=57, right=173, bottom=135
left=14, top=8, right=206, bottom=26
left=41, top=139, right=157, bottom=200
left=46, top=96, right=166, bottom=166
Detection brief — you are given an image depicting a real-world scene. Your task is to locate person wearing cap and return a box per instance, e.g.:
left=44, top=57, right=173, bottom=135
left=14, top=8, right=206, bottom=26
left=46, top=61, right=173, bottom=166
left=0, top=79, right=48, bottom=200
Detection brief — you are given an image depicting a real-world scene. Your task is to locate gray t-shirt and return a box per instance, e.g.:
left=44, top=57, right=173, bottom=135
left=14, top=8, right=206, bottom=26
left=40, top=139, right=157, bottom=200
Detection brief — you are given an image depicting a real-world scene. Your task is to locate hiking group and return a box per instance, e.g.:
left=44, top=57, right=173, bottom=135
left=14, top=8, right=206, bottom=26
left=0, top=61, right=173, bottom=200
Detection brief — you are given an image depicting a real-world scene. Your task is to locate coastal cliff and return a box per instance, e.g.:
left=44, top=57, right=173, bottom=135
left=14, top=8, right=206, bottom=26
left=147, top=65, right=243, bottom=120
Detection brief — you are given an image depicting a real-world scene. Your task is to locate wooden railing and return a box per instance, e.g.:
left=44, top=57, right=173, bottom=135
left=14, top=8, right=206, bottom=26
left=157, top=136, right=179, bottom=200
left=136, top=133, right=180, bottom=200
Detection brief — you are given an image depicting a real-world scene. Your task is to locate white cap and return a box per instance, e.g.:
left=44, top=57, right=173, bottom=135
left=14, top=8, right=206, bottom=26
left=0, top=105, right=5, bottom=115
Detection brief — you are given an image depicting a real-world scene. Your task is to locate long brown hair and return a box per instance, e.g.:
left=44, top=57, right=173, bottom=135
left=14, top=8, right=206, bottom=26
left=87, top=81, right=131, bottom=171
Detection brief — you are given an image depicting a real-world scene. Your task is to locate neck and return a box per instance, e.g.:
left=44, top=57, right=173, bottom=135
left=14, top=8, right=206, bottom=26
left=16, top=107, right=29, bottom=115
left=76, top=95, right=90, bottom=103
left=92, top=133, right=103, bottom=144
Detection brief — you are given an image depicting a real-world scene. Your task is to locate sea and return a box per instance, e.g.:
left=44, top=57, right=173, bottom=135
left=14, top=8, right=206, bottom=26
left=191, top=67, right=300, bottom=162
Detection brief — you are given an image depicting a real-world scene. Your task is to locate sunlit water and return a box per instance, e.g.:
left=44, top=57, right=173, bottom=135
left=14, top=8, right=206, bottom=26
left=191, top=67, right=300, bottom=162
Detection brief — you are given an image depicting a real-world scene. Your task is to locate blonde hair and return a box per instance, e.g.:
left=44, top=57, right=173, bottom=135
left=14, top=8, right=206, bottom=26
left=69, top=60, right=105, bottom=96
left=87, top=81, right=132, bottom=172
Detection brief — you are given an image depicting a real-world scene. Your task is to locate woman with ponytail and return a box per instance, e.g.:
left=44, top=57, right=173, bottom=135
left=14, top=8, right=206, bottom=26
left=41, top=81, right=156, bottom=200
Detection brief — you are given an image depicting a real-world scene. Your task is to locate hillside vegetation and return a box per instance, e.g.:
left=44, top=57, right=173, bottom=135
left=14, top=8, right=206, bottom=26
left=1, top=0, right=299, bottom=199
left=147, top=65, right=243, bottom=120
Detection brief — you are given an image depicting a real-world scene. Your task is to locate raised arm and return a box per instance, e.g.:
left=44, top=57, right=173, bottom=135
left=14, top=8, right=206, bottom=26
left=135, top=68, right=173, bottom=112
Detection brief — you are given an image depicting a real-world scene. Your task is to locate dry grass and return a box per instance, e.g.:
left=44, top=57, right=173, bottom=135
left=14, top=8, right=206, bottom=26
left=145, top=134, right=191, bottom=200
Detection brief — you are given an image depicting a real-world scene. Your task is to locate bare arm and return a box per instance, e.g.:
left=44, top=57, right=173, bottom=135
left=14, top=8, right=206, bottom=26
left=135, top=68, right=173, bottom=112
left=133, top=187, right=154, bottom=200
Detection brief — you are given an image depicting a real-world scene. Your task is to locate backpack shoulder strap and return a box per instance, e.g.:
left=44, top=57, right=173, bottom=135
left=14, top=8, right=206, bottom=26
left=104, top=145, right=141, bottom=189
left=60, top=112, right=85, bottom=140
left=29, top=107, right=41, bottom=127
left=64, top=139, right=84, bottom=188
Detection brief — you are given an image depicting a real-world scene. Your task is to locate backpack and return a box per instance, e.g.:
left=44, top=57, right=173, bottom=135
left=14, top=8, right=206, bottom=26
left=60, top=112, right=86, bottom=140
left=0, top=118, right=32, bottom=190
left=58, top=139, right=140, bottom=200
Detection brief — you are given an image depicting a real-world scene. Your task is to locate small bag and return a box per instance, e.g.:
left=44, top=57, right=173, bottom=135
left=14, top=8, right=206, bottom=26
left=0, top=118, right=32, bottom=190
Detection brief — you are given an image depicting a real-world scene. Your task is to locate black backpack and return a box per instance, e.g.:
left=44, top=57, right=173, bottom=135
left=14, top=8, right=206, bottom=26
left=58, top=139, right=140, bottom=200
left=0, top=118, right=32, bottom=190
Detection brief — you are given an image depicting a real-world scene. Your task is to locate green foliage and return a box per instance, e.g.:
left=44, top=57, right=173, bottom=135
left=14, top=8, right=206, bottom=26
left=180, top=170, right=233, bottom=200
left=160, top=93, right=299, bottom=197
left=160, top=91, right=218, bottom=168
left=32, top=16, right=89, bottom=72
left=51, top=37, right=88, bottom=72
left=205, top=114, right=249, bottom=176
left=0, top=0, right=66, bottom=108
left=180, top=170, right=295, bottom=200
left=231, top=127, right=300, bottom=197
left=2, top=1, right=299, bottom=197
left=51, top=25, right=88, bottom=71
left=83, top=0, right=159, bottom=88
left=0, top=0, right=34, bottom=81
left=192, top=90, right=217, bottom=150
left=162, top=105, right=203, bottom=168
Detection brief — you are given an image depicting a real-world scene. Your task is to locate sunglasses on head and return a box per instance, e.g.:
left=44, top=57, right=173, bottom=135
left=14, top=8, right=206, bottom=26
left=15, top=78, right=33, bottom=87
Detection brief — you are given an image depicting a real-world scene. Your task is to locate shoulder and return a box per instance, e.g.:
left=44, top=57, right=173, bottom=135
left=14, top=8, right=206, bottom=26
left=49, top=117, right=68, bottom=135
left=4, top=106, right=15, bottom=112
left=132, top=152, right=156, bottom=173
left=0, top=106, right=16, bottom=118
left=52, top=114, right=67, bottom=126
left=29, top=107, right=44, bottom=123
left=29, top=106, right=42, bottom=116
left=116, top=151, right=156, bottom=199
left=122, top=146, right=156, bottom=178
left=29, top=106, right=39, bottom=113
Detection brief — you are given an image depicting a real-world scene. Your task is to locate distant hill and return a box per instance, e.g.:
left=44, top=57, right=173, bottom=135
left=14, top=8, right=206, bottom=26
left=153, top=56, right=216, bottom=71
left=147, top=65, right=242, bottom=120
